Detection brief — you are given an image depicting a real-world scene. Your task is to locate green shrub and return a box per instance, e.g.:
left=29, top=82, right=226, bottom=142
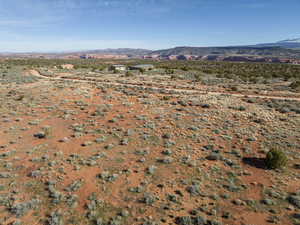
left=125, top=71, right=134, bottom=77
left=290, top=80, right=300, bottom=90
left=181, top=66, right=189, bottom=71
left=230, top=86, right=239, bottom=91
left=194, top=73, right=203, bottom=83
left=265, top=149, right=288, bottom=169
left=162, top=96, right=172, bottom=101
left=165, top=68, right=174, bottom=74
left=170, top=74, right=177, bottom=80
left=139, top=68, right=145, bottom=74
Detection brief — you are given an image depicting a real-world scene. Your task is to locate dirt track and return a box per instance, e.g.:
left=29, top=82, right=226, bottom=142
left=29, top=70, right=300, bottom=101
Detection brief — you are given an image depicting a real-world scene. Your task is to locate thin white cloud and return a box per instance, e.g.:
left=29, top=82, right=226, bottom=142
left=0, top=0, right=187, bottom=34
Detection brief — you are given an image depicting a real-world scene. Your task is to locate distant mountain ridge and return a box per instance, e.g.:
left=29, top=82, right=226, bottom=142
left=150, top=46, right=300, bottom=58
left=76, top=48, right=152, bottom=56
left=256, top=38, right=300, bottom=49
left=76, top=38, right=300, bottom=57
left=278, top=38, right=300, bottom=43
left=1, top=38, right=300, bottom=59
left=0, top=48, right=152, bottom=56
left=149, top=38, right=300, bottom=58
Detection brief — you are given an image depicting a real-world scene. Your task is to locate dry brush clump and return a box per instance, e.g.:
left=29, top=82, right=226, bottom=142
left=290, top=80, right=300, bottom=91
left=265, top=148, right=288, bottom=169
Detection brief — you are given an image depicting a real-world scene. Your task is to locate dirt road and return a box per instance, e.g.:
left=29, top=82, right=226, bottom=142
left=28, top=70, right=300, bottom=101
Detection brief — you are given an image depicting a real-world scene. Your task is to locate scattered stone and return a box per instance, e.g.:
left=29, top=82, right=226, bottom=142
left=146, top=165, right=157, bottom=175
left=34, top=132, right=46, bottom=139
left=288, top=195, right=300, bottom=209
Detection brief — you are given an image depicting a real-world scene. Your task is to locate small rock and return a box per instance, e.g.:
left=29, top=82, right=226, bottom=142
left=34, top=132, right=46, bottom=139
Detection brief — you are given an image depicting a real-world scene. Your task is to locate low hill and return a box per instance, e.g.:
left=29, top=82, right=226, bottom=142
left=256, top=38, right=300, bottom=49
left=150, top=46, right=300, bottom=58
left=71, top=48, right=152, bottom=56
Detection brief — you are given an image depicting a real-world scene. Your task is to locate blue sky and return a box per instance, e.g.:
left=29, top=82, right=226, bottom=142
left=0, top=0, right=299, bottom=52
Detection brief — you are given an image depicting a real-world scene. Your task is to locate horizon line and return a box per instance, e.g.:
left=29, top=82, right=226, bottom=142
left=0, top=43, right=288, bottom=54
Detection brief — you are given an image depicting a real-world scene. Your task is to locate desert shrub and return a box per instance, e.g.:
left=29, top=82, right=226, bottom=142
left=170, top=74, right=178, bottom=80
left=230, top=86, right=239, bottom=91
left=290, top=80, right=300, bottom=90
left=139, top=68, right=145, bottom=74
left=125, top=71, right=134, bottom=77
left=43, top=126, right=52, bottom=138
left=108, top=65, right=115, bottom=71
left=265, top=148, right=288, bottom=169
left=249, top=76, right=259, bottom=83
left=194, top=73, right=203, bottom=82
left=91, top=66, right=97, bottom=72
left=162, top=96, right=172, bottom=101
left=98, top=65, right=106, bottom=71
left=181, top=66, right=189, bottom=71
left=165, top=68, right=174, bottom=74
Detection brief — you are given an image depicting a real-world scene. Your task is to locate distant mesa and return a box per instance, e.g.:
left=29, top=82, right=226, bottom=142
left=1, top=38, right=300, bottom=64
left=277, top=38, right=300, bottom=43
left=256, top=37, right=300, bottom=49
